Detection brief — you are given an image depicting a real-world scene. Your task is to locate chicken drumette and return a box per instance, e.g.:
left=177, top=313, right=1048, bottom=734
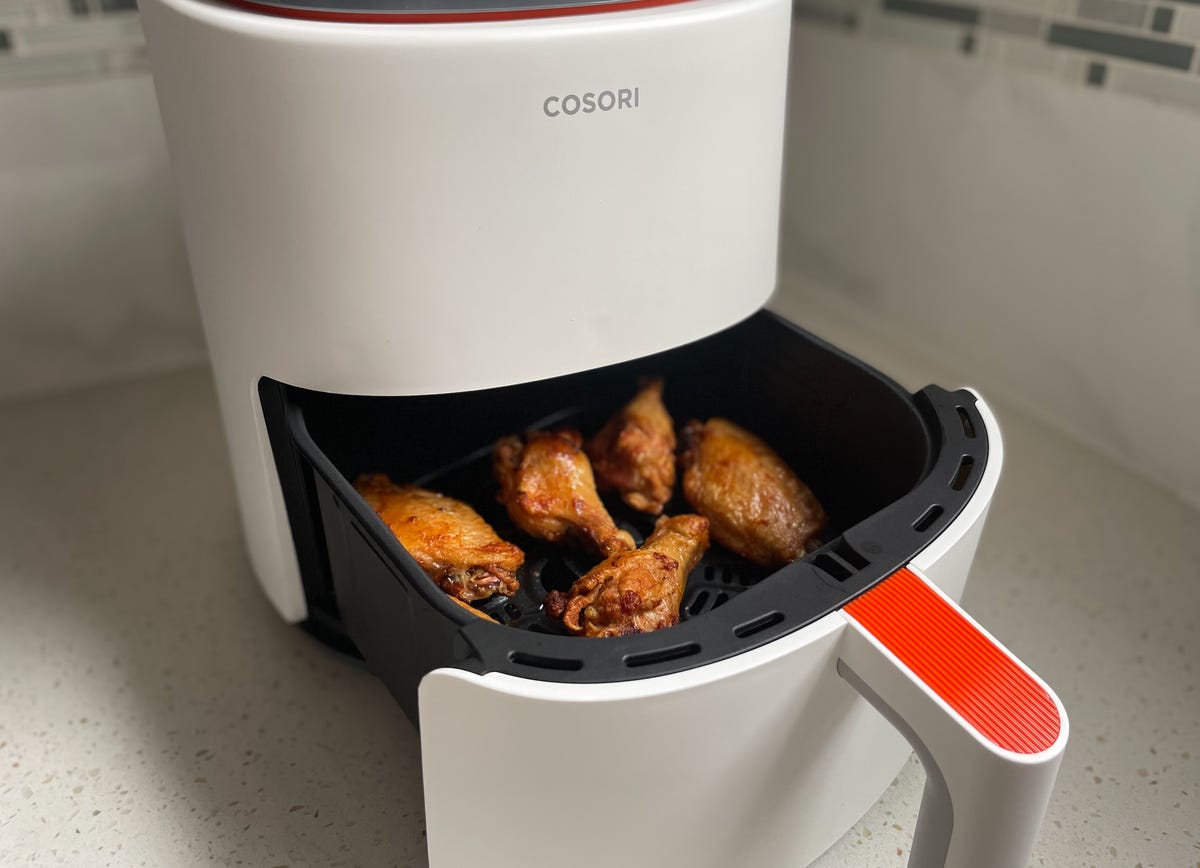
left=544, top=513, right=709, bottom=637
left=587, top=378, right=676, bottom=516
left=679, top=418, right=826, bottom=568
left=493, top=428, right=635, bottom=558
left=354, top=474, right=523, bottom=603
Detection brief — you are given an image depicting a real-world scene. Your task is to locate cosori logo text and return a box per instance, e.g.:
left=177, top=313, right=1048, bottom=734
left=543, top=88, right=640, bottom=117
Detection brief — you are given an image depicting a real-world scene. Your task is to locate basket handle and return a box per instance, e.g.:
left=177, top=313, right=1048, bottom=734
left=837, top=567, right=1067, bottom=868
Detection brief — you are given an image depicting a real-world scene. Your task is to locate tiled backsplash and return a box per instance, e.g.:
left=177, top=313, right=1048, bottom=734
left=0, top=0, right=145, bottom=87
left=795, top=0, right=1200, bottom=112
left=781, top=25, right=1200, bottom=507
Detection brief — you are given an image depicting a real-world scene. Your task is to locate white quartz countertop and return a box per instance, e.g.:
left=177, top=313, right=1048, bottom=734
left=1, top=338, right=1197, bottom=866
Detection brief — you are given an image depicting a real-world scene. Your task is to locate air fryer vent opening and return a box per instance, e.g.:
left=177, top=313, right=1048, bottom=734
left=509, top=651, right=583, bottom=671
left=832, top=539, right=870, bottom=571
left=914, top=505, right=944, bottom=533
left=810, top=536, right=872, bottom=583
left=951, top=455, right=975, bottom=491
left=956, top=405, right=977, bottom=439
left=734, top=611, right=785, bottom=639
left=624, top=643, right=701, bottom=668
left=813, top=553, right=852, bottom=581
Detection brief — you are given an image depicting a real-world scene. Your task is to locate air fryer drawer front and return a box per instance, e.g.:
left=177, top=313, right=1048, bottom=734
left=259, top=311, right=987, bottom=723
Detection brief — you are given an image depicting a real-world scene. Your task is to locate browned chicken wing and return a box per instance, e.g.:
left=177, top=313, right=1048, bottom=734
left=354, top=474, right=523, bottom=603
left=545, top=514, right=709, bottom=637
left=493, top=428, right=635, bottom=558
left=587, top=378, right=676, bottom=515
left=679, top=418, right=826, bottom=567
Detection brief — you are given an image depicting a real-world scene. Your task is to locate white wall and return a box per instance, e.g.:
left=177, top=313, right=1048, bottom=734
left=782, top=25, right=1200, bottom=507
left=0, top=72, right=204, bottom=403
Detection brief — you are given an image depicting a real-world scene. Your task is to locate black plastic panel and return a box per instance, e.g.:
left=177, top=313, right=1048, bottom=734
left=259, top=311, right=988, bottom=725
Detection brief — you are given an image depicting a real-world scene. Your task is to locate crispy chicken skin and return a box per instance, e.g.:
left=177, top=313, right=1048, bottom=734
left=354, top=474, right=523, bottom=603
left=545, top=514, right=709, bottom=637
left=587, top=378, right=676, bottom=515
left=493, top=428, right=635, bottom=558
left=679, top=418, right=826, bottom=568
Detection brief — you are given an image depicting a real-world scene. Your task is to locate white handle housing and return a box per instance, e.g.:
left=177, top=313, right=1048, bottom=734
left=838, top=567, right=1068, bottom=868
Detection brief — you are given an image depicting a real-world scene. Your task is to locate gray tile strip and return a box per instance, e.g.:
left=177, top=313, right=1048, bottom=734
left=1047, top=21, right=1195, bottom=68
left=883, top=0, right=980, bottom=25
left=1076, top=0, right=1147, bottom=28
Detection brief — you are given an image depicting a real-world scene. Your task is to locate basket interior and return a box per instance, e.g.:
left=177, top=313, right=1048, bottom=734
left=259, top=311, right=987, bottom=722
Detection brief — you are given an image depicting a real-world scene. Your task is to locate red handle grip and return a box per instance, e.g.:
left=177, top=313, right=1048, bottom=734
left=844, top=568, right=1061, bottom=754
left=838, top=567, right=1068, bottom=868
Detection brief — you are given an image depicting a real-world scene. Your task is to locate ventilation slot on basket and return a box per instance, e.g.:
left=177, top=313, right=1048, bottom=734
left=813, top=553, right=852, bottom=581
left=734, top=611, right=784, bottom=639
left=956, top=405, right=976, bottom=439
left=914, top=505, right=944, bottom=533
left=833, top=538, right=870, bottom=570
left=813, top=537, right=871, bottom=582
left=687, top=591, right=711, bottom=616
left=951, top=455, right=975, bottom=491
left=624, top=643, right=701, bottom=668
left=509, top=651, right=583, bottom=671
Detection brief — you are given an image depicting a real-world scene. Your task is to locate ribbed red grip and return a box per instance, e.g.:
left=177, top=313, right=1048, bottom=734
left=843, top=568, right=1060, bottom=754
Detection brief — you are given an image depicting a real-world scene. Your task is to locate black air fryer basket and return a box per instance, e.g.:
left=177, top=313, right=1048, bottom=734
left=259, top=311, right=986, bottom=726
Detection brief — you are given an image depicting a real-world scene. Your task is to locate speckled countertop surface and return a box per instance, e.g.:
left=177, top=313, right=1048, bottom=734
left=1, top=332, right=1197, bottom=866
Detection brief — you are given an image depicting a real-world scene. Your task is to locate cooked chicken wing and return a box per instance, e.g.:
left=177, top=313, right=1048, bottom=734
left=587, top=378, right=676, bottom=515
left=493, top=428, right=635, bottom=558
left=544, top=513, right=709, bottom=637
left=679, top=418, right=826, bottom=567
left=354, top=474, right=523, bottom=603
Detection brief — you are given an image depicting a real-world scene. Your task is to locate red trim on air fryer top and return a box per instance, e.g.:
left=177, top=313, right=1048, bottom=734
left=222, top=0, right=695, bottom=23
left=844, top=568, right=1061, bottom=754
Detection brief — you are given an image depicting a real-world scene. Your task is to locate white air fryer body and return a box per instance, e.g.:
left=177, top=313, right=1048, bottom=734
left=143, top=2, right=1068, bottom=866
left=140, top=0, right=790, bottom=622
